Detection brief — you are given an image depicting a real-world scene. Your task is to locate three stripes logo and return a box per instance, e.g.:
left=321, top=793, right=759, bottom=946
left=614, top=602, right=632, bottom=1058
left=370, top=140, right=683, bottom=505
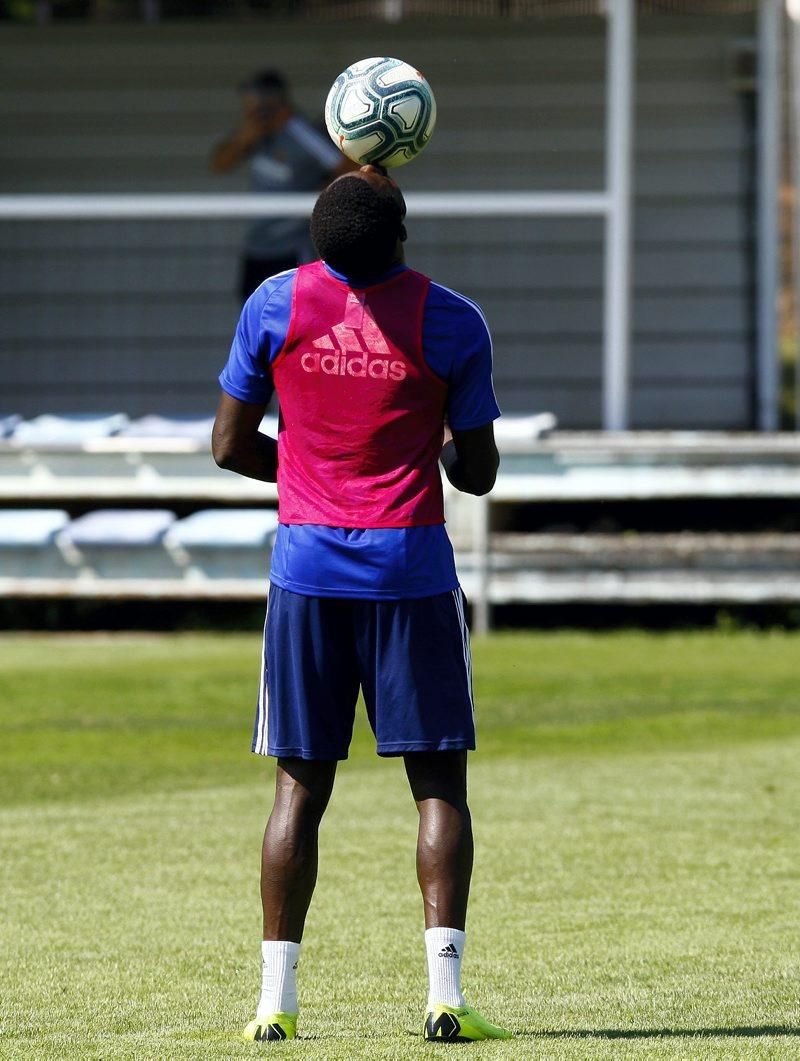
left=425, top=1011, right=462, bottom=1040
left=438, top=943, right=460, bottom=959
left=253, top=1022, right=287, bottom=1042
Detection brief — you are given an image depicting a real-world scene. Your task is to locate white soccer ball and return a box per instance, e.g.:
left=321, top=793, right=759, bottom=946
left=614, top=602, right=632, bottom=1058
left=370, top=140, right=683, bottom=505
left=324, top=57, right=437, bottom=169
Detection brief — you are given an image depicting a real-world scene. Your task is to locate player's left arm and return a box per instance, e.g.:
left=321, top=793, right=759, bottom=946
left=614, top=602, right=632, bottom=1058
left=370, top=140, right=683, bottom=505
left=434, top=292, right=501, bottom=496
left=441, top=423, right=499, bottom=497
left=212, top=392, right=276, bottom=483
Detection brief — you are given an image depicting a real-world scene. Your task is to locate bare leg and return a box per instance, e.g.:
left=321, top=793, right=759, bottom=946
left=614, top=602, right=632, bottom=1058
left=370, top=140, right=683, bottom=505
left=261, top=757, right=337, bottom=942
left=406, top=753, right=512, bottom=1042
left=404, top=751, right=473, bottom=930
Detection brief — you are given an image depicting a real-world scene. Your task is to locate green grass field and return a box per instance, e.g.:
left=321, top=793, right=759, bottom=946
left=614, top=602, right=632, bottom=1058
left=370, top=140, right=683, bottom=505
left=1, top=630, right=799, bottom=1060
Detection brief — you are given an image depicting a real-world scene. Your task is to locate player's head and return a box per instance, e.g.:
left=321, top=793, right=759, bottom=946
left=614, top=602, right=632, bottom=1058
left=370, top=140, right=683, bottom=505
left=310, top=166, right=407, bottom=279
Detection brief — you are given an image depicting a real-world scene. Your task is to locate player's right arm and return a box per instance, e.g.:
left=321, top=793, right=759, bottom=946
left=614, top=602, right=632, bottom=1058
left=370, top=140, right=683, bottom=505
left=213, top=270, right=294, bottom=482
left=212, top=393, right=276, bottom=482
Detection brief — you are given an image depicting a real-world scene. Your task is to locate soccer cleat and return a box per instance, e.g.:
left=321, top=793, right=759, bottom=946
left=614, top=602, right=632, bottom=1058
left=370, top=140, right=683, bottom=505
left=424, top=1003, right=512, bottom=1042
left=243, top=1012, right=297, bottom=1042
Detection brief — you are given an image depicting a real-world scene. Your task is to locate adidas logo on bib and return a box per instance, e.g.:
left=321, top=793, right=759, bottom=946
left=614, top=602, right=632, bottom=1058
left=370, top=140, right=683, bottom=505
left=300, top=291, right=407, bottom=382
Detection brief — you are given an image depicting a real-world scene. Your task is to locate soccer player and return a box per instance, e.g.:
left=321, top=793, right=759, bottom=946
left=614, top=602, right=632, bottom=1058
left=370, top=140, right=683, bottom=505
left=212, top=165, right=511, bottom=1044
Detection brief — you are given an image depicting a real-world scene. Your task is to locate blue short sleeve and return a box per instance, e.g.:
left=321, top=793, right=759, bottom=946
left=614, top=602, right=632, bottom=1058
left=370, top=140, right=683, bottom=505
left=422, top=282, right=501, bottom=431
left=218, top=269, right=296, bottom=404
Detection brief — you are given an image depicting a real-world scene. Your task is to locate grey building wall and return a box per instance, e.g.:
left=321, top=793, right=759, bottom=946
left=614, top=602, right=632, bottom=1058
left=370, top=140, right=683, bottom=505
left=0, top=14, right=755, bottom=426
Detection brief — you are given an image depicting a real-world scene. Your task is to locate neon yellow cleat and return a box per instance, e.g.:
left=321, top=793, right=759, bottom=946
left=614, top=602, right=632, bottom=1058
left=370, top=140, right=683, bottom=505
left=424, top=1003, right=512, bottom=1042
left=243, top=1012, right=297, bottom=1042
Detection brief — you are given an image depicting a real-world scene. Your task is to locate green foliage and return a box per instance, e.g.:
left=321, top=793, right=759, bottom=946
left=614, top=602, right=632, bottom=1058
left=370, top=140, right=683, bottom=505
left=1, top=632, right=799, bottom=1059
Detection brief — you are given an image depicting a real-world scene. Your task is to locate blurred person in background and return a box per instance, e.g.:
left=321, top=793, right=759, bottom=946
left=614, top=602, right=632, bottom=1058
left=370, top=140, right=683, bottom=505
left=210, top=69, right=354, bottom=302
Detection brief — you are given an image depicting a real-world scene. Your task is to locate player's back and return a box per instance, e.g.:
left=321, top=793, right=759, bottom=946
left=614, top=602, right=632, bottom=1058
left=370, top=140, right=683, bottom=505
left=272, top=260, right=447, bottom=529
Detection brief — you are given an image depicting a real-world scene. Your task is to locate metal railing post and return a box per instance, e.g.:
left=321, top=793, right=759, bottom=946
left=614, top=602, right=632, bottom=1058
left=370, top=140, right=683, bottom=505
left=472, top=493, right=491, bottom=635
left=602, top=0, right=636, bottom=431
left=756, top=0, right=782, bottom=431
left=791, top=9, right=800, bottom=430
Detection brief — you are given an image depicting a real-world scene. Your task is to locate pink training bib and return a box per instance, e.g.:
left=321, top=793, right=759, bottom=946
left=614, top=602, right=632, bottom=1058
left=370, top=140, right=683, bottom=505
left=272, top=262, right=447, bottom=528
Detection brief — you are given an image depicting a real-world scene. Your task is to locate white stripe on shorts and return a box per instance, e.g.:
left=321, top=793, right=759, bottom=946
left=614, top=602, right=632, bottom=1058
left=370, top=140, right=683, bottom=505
left=254, top=593, right=270, bottom=755
left=451, top=588, right=475, bottom=718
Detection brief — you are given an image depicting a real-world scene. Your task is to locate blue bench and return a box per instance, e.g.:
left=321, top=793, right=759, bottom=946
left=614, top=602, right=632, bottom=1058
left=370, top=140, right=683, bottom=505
left=0, top=509, right=72, bottom=577
left=61, top=509, right=178, bottom=578
left=13, top=413, right=130, bottom=446
left=0, top=414, right=21, bottom=439
left=166, top=509, right=279, bottom=579
left=120, top=415, right=215, bottom=443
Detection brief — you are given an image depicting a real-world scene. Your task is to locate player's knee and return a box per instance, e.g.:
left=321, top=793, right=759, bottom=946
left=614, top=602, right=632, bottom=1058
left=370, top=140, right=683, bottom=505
left=275, top=774, right=333, bottom=825
left=419, top=798, right=472, bottom=840
left=277, top=758, right=335, bottom=798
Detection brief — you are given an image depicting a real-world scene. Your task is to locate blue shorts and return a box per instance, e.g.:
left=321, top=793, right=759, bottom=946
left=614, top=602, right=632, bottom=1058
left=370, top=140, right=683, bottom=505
left=252, top=585, right=476, bottom=759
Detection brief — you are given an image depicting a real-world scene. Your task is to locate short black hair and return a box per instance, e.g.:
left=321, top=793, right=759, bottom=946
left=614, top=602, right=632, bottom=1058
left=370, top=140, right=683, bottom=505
left=310, top=176, right=406, bottom=279
left=238, top=69, right=289, bottom=103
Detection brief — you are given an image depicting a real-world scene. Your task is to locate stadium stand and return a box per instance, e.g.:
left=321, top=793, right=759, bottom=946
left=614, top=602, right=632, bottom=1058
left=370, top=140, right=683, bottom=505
left=3, top=414, right=800, bottom=628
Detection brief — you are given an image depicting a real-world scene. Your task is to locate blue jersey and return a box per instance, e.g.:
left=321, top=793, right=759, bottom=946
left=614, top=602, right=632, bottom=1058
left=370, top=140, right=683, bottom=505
left=219, top=262, right=500, bottom=599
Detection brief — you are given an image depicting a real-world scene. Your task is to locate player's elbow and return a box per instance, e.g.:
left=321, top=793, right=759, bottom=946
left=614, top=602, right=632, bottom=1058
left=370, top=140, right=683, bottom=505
left=464, top=468, right=497, bottom=496
left=211, top=427, right=239, bottom=471
left=212, top=444, right=237, bottom=472
left=469, top=479, right=495, bottom=497
left=463, top=451, right=499, bottom=496
left=444, top=449, right=499, bottom=496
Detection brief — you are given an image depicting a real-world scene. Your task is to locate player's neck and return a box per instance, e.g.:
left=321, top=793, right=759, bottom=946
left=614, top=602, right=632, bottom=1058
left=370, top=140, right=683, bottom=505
left=323, top=258, right=406, bottom=287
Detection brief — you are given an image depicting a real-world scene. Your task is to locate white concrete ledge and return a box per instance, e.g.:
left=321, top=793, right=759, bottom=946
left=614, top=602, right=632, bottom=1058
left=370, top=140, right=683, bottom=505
left=3, top=570, right=800, bottom=605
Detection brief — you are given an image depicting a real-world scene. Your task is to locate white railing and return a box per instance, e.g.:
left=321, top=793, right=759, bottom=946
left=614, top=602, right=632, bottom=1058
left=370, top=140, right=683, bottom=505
left=0, top=192, right=610, bottom=220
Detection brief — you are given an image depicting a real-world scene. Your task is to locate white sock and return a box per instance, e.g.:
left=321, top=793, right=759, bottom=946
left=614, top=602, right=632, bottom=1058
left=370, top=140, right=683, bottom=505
left=425, top=927, right=466, bottom=1008
left=256, top=940, right=300, bottom=1017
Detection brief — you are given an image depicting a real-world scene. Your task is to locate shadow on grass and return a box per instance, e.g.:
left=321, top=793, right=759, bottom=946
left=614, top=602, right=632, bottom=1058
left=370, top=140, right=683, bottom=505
left=518, top=1027, right=800, bottom=1040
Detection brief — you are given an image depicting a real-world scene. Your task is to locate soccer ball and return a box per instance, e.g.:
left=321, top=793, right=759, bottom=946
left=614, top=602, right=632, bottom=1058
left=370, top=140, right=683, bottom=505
left=324, top=57, right=436, bottom=169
